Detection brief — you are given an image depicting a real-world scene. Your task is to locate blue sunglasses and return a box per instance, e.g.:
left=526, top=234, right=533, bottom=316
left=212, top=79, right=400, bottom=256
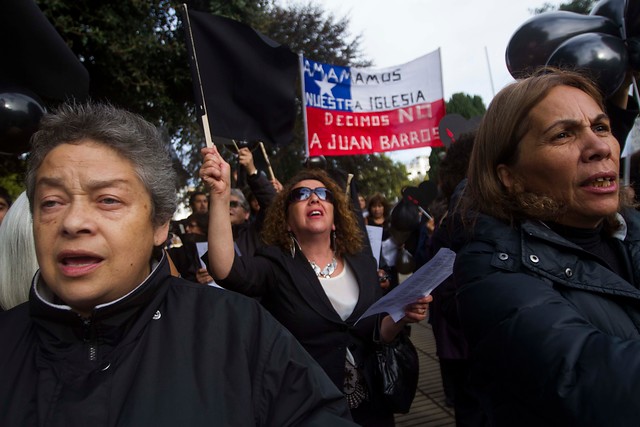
left=288, top=187, right=334, bottom=204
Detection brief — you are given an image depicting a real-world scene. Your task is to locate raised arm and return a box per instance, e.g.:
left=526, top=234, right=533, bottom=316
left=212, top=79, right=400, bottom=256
left=199, top=146, right=234, bottom=279
left=238, top=146, right=258, bottom=176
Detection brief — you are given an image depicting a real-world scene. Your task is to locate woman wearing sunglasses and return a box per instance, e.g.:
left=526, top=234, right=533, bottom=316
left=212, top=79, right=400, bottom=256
left=200, top=146, right=430, bottom=426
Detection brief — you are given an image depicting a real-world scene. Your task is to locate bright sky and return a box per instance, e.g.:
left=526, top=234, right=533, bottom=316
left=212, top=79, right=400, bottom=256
left=297, top=0, right=562, bottom=163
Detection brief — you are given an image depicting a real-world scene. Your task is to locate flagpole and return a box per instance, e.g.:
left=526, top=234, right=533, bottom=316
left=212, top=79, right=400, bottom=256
left=259, top=141, right=276, bottom=181
left=181, top=3, right=214, bottom=148
left=298, top=53, right=310, bottom=158
left=484, top=46, right=496, bottom=98
left=436, top=46, right=446, bottom=160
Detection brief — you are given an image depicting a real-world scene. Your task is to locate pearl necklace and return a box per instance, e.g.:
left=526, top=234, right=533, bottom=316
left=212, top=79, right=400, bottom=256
left=309, top=256, right=337, bottom=278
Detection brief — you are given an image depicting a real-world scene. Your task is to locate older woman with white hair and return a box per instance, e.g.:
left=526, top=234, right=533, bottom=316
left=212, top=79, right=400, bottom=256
left=0, top=192, right=38, bottom=310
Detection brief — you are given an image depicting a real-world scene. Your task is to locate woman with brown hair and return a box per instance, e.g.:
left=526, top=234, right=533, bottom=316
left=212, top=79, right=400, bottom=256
left=200, top=146, right=430, bottom=426
left=365, top=193, right=390, bottom=227
left=453, top=68, right=640, bottom=426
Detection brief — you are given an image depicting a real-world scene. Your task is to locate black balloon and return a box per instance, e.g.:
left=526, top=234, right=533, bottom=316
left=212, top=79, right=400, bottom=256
left=546, top=32, right=628, bottom=97
left=590, top=0, right=626, bottom=35
left=438, top=113, right=482, bottom=148
left=304, top=155, right=327, bottom=169
left=418, top=181, right=438, bottom=208
left=506, top=11, right=620, bottom=78
left=0, top=91, right=45, bottom=155
left=402, top=181, right=438, bottom=214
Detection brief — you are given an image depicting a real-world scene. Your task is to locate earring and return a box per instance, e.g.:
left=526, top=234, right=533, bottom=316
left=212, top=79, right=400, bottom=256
left=331, top=230, right=336, bottom=252
left=289, top=232, right=298, bottom=258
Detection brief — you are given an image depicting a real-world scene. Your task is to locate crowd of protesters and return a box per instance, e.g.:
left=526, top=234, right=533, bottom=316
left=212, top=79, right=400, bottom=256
left=2, top=66, right=640, bottom=426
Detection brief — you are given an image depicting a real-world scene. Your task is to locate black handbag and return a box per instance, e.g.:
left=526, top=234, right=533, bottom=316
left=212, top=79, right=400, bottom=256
left=365, top=330, right=419, bottom=414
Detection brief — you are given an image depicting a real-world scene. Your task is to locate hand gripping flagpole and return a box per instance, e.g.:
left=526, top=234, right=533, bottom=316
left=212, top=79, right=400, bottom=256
left=182, top=4, right=214, bottom=148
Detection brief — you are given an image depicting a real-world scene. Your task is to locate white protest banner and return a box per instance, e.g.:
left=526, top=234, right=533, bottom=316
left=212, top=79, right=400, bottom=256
left=302, top=49, right=445, bottom=156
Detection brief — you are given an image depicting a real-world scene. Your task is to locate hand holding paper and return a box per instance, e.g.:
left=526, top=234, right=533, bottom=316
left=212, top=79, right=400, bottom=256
left=357, top=247, right=456, bottom=323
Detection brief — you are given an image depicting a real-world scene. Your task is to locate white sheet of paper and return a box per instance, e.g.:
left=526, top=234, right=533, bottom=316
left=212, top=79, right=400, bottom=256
left=366, top=225, right=383, bottom=268
left=195, top=241, right=222, bottom=288
left=356, top=247, right=456, bottom=323
left=195, top=242, right=208, bottom=269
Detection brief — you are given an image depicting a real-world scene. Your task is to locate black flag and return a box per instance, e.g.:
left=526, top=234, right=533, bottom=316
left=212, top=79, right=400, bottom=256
left=0, top=0, right=89, bottom=101
left=183, top=9, right=298, bottom=146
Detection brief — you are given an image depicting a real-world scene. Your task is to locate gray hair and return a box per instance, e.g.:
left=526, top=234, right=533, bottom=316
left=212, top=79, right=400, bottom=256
left=230, top=188, right=249, bottom=212
left=0, top=192, right=37, bottom=310
left=26, top=102, right=177, bottom=225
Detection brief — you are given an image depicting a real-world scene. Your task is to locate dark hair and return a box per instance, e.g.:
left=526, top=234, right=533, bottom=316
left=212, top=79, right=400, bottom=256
left=189, top=191, right=208, bottom=208
left=367, top=192, right=390, bottom=217
left=261, top=169, right=364, bottom=256
left=438, top=132, right=475, bottom=201
left=26, top=101, right=177, bottom=226
left=245, top=189, right=259, bottom=212
left=186, top=212, right=209, bottom=235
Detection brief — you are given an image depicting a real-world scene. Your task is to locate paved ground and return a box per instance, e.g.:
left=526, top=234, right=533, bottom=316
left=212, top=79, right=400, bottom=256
left=394, top=321, right=456, bottom=427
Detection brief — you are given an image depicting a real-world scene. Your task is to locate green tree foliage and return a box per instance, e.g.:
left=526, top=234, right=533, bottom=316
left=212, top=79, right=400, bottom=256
left=0, top=173, right=26, bottom=200
left=35, top=0, right=201, bottom=187
left=260, top=3, right=371, bottom=67
left=38, top=0, right=191, bottom=136
left=327, top=154, right=408, bottom=202
left=31, top=0, right=275, bottom=190
left=0, top=156, right=26, bottom=188
left=206, top=0, right=272, bottom=26
left=534, top=0, right=594, bottom=14
left=0, top=0, right=466, bottom=209
left=16, top=0, right=410, bottom=202
left=446, top=93, right=486, bottom=119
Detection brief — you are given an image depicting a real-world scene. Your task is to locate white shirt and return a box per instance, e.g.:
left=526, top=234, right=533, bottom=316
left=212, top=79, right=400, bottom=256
left=318, top=262, right=359, bottom=321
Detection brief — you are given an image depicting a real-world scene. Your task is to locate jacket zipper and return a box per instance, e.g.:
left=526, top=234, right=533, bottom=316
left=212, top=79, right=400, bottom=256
left=82, top=318, right=98, bottom=361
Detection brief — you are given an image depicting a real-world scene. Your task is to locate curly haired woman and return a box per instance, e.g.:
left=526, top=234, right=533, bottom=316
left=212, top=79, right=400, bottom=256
left=201, top=147, right=430, bottom=426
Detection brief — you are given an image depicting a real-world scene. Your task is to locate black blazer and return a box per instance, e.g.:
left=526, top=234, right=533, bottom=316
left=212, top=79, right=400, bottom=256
left=219, top=245, right=382, bottom=389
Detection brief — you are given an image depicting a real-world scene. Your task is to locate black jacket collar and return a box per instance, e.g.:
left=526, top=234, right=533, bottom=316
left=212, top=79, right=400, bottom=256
left=30, top=254, right=171, bottom=354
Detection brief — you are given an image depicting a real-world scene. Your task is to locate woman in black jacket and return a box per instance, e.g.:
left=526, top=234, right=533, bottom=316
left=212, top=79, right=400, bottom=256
left=0, top=101, right=356, bottom=427
left=200, top=148, right=430, bottom=426
left=453, top=68, right=640, bottom=427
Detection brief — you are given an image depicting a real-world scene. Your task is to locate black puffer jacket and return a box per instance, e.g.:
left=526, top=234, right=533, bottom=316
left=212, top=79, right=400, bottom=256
left=0, top=254, right=355, bottom=427
left=453, top=209, right=640, bottom=427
